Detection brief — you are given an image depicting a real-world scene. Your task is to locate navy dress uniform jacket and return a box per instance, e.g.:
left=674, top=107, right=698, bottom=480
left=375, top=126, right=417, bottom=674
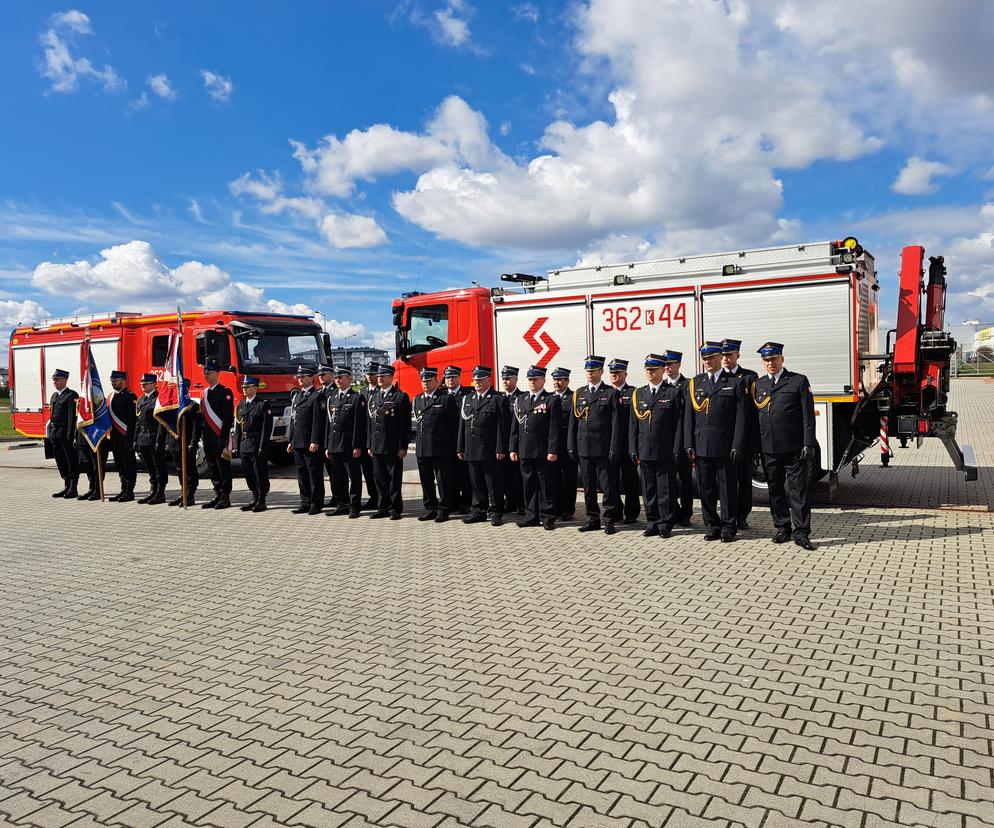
left=289, top=386, right=326, bottom=448
left=683, top=372, right=747, bottom=458
left=629, top=384, right=683, bottom=463
left=509, top=390, right=561, bottom=458
left=325, top=387, right=367, bottom=454
left=48, top=388, right=79, bottom=439
left=752, top=370, right=816, bottom=454
left=367, top=385, right=412, bottom=455
left=457, top=388, right=508, bottom=460
left=567, top=384, right=624, bottom=459
left=235, top=397, right=272, bottom=455
left=414, top=389, right=459, bottom=457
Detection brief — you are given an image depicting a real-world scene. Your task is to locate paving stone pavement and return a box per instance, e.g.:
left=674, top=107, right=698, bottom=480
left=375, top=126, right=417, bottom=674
left=0, top=380, right=991, bottom=828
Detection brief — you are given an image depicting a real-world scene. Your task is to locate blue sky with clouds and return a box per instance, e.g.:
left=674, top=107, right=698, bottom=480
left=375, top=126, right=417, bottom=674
left=2, top=0, right=994, bottom=360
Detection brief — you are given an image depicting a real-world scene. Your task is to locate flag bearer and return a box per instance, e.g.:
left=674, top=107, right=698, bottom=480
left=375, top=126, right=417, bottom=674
left=413, top=366, right=458, bottom=522
left=325, top=365, right=367, bottom=518
left=721, top=338, right=759, bottom=530
left=106, top=370, right=137, bottom=502
left=165, top=380, right=201, bottom=507
left=456, top=366, right=508, bottom=526
left=509, top=365, right=560, bottom=530
left=609, top=358, right=641, bottom=524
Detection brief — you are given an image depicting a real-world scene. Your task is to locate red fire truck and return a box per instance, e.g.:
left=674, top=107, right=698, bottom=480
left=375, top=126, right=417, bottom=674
left=9, top=309, right=331, bottom=466
left=390, top=238, right=976, bottom=491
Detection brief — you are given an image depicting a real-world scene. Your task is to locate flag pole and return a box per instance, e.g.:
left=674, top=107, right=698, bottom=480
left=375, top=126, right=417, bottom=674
left=178, top=305, right=188, bottom=510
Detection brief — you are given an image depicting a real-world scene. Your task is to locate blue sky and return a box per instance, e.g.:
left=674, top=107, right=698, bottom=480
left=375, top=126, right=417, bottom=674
left=3, top=1, right=994, bottom=360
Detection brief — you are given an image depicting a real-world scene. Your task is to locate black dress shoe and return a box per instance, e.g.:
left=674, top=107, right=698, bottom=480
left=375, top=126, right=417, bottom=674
left=659, top=528, right=673, bottom=538
left=389, top=513, right=403, bottom=520
left=147, top=493, right=166, bottom=505
left=52, top=487, right=69, bottom=498
left=369, top=510, right=390, bottom=519
left=107, top=492, right=122, bottom=502
left=720, top=532, right=735, bottom=543
left=772, top=531, right=790, bottom=544
left=348, top=510, right=360, bottom=518
left=76, top=490, right=93, bottom=501
left=578, top=521, right=601, bottom=532
left=118, top=491, right=135, bottom=503
left=737, top=518, right=749, bottom=530
left=703, top=531, right=721, bottom=541
left=331, top=506, right=350, bottom=516
left=325, top=499, right=337, bottom=509
left=643, top=525, right=659, bottom=537
left=434, top=512, right=449, bottom=523
left=463, top=513, right=487, bottom=524
left=64, top=488, right=79, bottom=499
left=240, top=501, right=257, bottom=512
left=252, top=500, right=267, bottom=513
left=418, top=511, right=438, bottom=522
left=518, top=518, right=540, bottom=528
left=307, top=505, right=322, bottom=515
left=795, top=535, right=815, bottom=551
left=291, top=505, right=309, bottom=514
left=543, top=519, right=556, bottom=530
left=201, top=498, right=218, bottom=509
left=491, top=515, right=503, bottom=527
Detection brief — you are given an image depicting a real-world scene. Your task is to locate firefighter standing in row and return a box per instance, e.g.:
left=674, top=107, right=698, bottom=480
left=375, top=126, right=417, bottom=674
left=569, top=355, right=624, bottom=535
left=684, top=341, right=746, bottom=542
left=48, top=368, right=79, bottom=499
left=317, top=365, right=338, bottom=508
left=105, top=370, right=137, bottom=502
left=200, top=362, right=234, bottom=510
left=663, top=352, right=693, bottom=525
left=444, top=365, right=473, bottom=513
left=288, top=365, right=326, bottom=515
left=630, top=353, right=684, bottom=538
left=551, top=367, right=577, bottom=520
left=721, top=339, right=759, bottom=530
left=609, top=358, right=641, bottom=524
left=457, top=366, right=507, bottom=526
left=509, top=365, right=560, bottom=530
left=500, top=365, right=525, bottom=515
left=413, top=366, right=458, bottom=522
left=74, top=416, right=101, bottom=501
left=752, top=342, right=817, bottom=551
left=135, top=372, right=167, bottom=504
left=235, top=376, right=271, bottom=513
left=165, top=379, right=201, bottom=507
left=325, top=366, right=367, bottom=518
left=367, top=363, right=411, bottom=519
left=359, top=365, right=379, bottom=510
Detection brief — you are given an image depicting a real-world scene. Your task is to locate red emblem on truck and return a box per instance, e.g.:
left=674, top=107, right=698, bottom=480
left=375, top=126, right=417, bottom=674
left=523, top=317, right=560, bottom=367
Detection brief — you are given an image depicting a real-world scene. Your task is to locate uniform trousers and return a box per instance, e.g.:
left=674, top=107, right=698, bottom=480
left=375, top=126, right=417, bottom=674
left=618, top=454, right=641, bottom=521
left=294, top=447, right=324, bottom=508
left=520, top=458, right=557, bottom=522
left=577, top=456, right=620, bottom=522
left=555, top=455, right=578, bottom=518
left=372, top=453, right=404, bottom=515
left=169, top=445, right=199, bottom=498
left=639, top=460, right=676, bottom=531
left=330, top=452, right=363, bottom=511
left=697, top=456, right=738, bottom=534
left=736, top=449, right=754, bottom=520
left=203, top=435, right=232, bottom=496
left=672, top=455, right=694, bottom=522
left=52, top=437, right=79, bottom=483
left=467, top=459, right=503, bottom=517
left=417, top=455, right=453, bottom=513
left=137, top=445, right=168, bottom=493
left=108, top=433, right=137, bottom=490
left=762, top=452, right=811, bottom=537
left=242, top=451, right=269, bottom=500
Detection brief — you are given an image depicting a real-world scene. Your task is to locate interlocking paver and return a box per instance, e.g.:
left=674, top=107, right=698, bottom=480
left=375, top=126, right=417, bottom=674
left=0, top=378, right=992, bottom=828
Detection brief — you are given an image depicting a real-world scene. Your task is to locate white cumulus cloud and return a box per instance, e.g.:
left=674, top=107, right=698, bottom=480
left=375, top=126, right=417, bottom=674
left=892, top=157, right=955, bottom=195
left=201, top=69, right=233, bottom=104
left=1, top=299, right=50, bottom=328
left=37, top=9, right=124, bottom=94
left=320, top=214, right=388, bottom=249
left=147, top=72, right=177, bottom=100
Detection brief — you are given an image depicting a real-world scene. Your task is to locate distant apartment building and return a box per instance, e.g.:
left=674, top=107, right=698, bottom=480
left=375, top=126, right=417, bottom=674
left=328, top=346, right=390, bottom=376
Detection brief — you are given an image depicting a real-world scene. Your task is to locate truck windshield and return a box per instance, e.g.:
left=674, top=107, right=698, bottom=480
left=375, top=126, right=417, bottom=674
left=401, top=304, right=449, bottom=356
left=234, top=323, right=325, bottom=373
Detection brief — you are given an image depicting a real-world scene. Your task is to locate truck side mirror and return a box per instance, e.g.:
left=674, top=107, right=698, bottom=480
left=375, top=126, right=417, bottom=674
left=322, top=332, right=332, bottom=359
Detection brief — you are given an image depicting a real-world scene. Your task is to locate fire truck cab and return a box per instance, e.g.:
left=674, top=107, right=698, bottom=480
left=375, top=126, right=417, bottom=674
left=9, top=309, right=332, bottom=466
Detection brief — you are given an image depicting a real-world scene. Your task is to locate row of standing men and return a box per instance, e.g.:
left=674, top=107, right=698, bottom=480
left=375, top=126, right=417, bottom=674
left=46, top=338, right=815, bottom=549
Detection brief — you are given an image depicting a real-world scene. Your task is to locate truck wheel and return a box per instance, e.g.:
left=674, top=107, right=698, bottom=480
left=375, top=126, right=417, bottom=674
left=268, top=444, right=294, bottom=466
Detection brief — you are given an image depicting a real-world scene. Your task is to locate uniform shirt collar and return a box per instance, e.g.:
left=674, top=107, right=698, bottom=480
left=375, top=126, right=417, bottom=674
left=770, top=367, right=785, bottom=383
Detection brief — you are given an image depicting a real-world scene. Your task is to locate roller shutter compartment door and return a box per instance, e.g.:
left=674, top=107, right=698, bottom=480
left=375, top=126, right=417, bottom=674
left=495, top=302, right=589, bottom=376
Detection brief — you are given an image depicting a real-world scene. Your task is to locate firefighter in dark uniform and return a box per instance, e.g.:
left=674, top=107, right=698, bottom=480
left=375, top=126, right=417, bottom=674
left=721, top=338, right=759, bottom=530
left=413, top=366, right=458, bottom=522
left=509, top=365, right=561, bottom=530
left=444, top=365, right=473, bottom=513
left=235, top=376, right=271, bottom=512
left=200, top=362, right=235, bottom=510
left=569, top=355, right=624, bottom=535
left=609, top=358, right=641, bottom=524
left=367, top=363, right=411, bottom=519
left=752, top=342, right=817, bottom=551
left=325, top=365, right=367, bottom=518
left=663, top=351, right=693, bottom=525
left=135, top=373, right=168, bottom=504
left=551, top=367, right=578, bottom=520
left=629, top=354, right=684, bottom=538
left=457, top=366, right=508, bottom=526
left=359, top=365, right=379, bottom=509
left=287, top=365, right=326, bottom=515
left=684, top=341, right=747, bottom=542
left=316, top=365, right=338, bottom=508
left=105, top=370, right=137, bottom=502
left=47, top=368, right=80, bottom=498
left=164, top=379, right=201, bottom=507
left=499, top=366, right=525, bottom=515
